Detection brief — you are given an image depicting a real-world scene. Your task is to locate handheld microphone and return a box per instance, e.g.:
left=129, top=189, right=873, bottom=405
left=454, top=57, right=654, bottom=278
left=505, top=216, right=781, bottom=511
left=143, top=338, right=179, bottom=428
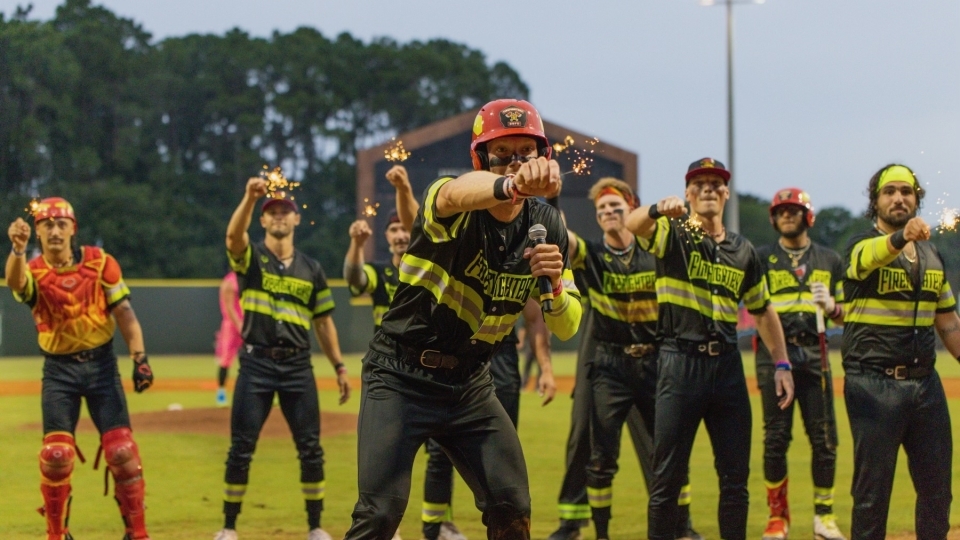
left=527, top=224, right=553, bottom=313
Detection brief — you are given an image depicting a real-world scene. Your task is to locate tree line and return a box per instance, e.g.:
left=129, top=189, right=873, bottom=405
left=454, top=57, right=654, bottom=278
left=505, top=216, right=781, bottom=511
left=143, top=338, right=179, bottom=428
left=1, top=0, right=957, bottom=293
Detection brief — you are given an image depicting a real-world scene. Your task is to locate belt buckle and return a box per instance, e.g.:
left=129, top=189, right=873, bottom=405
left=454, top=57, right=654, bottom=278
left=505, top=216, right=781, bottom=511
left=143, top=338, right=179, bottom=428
left=707, top=341, right=721, bottom=356
left=623, top=344, right=644, bottom=358
left=72, top=351, right=92, bottom=363
left=891, top=366, right=907, bottom=380
left=420, top=350, right=442, bottom=369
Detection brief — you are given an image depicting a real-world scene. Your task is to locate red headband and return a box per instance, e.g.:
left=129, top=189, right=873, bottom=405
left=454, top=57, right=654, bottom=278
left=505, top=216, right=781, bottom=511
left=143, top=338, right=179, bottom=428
left=595, top=186, right=637, bottom=209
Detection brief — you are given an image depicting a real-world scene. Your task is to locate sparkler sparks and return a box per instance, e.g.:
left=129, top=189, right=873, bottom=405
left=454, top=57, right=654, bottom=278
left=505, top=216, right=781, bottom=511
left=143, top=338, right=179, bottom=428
left=25, top=197, right=42, bottom=217
left=384, top=138, right=411, bottom=162
left=937, top=206, right=959, bottom=233
left=361, top=198, right=380, bottom=218
left=552, top=135, right=575, bottom=155
left=259, top=165, right=300, bottom=200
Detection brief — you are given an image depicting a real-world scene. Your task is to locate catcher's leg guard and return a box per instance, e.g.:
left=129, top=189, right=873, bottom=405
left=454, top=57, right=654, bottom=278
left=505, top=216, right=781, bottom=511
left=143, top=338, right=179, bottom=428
left=102, top=427, right=149, bottom=540
left=40, top=432, right=76, bottom=540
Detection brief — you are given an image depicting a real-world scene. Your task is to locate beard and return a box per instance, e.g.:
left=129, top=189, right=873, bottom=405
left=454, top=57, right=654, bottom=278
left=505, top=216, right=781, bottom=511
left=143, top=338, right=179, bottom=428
left=878, top=206, right=915, bottom=229
left=779, top=222, right=807, bottom=240
left=267, top=227, right=291, bottom=240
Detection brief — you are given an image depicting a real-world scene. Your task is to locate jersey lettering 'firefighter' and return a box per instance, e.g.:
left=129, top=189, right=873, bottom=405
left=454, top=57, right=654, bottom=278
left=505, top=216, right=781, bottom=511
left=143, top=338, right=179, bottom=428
left=842, top=228, right=956, bottom=367
left=261, top=272, right=313, bottom=304
left=602, top=270, right=655, bottom=294
left=464, top=251, right=536, bottom=303
left=686, top=252, right=744, bottom=294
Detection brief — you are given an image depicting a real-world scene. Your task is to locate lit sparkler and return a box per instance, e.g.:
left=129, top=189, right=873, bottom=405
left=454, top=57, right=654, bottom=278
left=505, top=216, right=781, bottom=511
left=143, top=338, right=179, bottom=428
left=259, top=165, right=300, bottom=200
left=361, top=198, right=380, bottom=218
left=384, top=138, right=411, bottom=163
left=25, top=197, right=42, bottom=217
left=937, top=206, right=959, bottom=233
left=552, top=135, right=576, bottom=155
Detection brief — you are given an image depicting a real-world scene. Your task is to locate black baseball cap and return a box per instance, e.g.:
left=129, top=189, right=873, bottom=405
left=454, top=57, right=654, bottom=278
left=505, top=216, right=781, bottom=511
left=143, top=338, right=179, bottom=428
left=685, top=157, right=731, bottom=184
left=384, top=210, right=401, bottom=230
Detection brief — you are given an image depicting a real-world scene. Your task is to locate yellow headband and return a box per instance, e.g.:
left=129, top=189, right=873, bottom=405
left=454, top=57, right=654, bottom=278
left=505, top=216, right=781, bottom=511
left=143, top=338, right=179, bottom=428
left=877, top=165, right=917, bottom=192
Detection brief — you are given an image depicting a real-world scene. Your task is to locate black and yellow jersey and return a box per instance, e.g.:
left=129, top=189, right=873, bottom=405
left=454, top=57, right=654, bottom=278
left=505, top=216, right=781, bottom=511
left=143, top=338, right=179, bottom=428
left=375, top=177, right=580, bottom=360
left=756, top=242, right=844, bottom=339
left=570, top=233, right=657, bottom=345
left=350, top=260, right=399, bottom=330
left=841, top=228, right=956, bottom=367
left=638, top=216, right=770, bottom=344
left=229, top=241, right=335, bottom=350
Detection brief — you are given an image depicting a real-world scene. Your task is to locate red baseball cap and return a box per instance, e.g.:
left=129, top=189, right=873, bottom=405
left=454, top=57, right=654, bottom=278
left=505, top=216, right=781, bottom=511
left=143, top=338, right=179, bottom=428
left=685, top=157, right=731, bottom=184
left=261, top=197, right=299, bottom=214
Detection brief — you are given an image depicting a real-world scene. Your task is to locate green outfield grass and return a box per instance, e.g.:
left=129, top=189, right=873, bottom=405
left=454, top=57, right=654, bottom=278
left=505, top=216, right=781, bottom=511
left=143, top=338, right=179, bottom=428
left=2, top=351, right=959, bottom=539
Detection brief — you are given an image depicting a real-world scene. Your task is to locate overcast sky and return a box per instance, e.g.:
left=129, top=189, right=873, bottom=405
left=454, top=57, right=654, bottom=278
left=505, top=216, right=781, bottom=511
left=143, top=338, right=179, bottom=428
left=5, top=0, right=959, bottom=220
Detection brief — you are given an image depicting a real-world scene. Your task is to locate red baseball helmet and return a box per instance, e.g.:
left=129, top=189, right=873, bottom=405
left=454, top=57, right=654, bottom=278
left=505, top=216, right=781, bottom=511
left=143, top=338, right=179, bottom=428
left=33, top=197, right=77, bottom=227
left=470, top=99, right=551, bottom=171
left=769, top=187, right=815, bottom=228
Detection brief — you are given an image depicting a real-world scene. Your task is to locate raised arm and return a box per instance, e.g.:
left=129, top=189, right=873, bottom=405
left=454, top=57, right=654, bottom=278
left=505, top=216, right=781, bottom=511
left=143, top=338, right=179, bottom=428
left=435, top=157, right=560, bottom=218
left=5, top=218, right=31, bottom=294
left=847, top=217, right=930, bottom=280
left=386, top=165, right=419, bottom=232
left=226, top=178, right=268, bottom=258
left=343, top=220, right=372, bottom=291
left=626, top=196, right=686, bottom=239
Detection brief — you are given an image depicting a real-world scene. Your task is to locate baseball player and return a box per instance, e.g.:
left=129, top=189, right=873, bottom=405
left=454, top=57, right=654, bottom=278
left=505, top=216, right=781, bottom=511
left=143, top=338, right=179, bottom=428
left=841, top=164, right=960, bottom=539
left=216, top=180, right=351, bottom=540
left=6, top=197, right=155, bottom=540
left=756, top=188, right=846, bottom=540
left=555, top=178, right=699, bottom=540
left=215, top=270, right=244, bottom=406
left=342, top=98, right=580, bottom=540
left=626, top=158, right=794, bottom=540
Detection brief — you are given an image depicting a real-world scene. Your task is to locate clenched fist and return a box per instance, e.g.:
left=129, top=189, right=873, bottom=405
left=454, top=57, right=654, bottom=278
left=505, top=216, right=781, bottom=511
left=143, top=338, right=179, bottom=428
left=348, top=220, right=373, bottom=245
left=513, top=157, right=561, bottom=199
left=8, top=218, right=31, bottom=253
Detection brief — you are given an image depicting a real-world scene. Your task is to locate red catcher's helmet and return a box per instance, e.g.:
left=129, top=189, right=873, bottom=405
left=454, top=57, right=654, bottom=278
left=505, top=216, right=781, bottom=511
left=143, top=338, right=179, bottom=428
left=33, top=197, right=77, bottom=227
left=769, top=187, right=815, bottom=228
left=470, top=99, right=551, bottom=171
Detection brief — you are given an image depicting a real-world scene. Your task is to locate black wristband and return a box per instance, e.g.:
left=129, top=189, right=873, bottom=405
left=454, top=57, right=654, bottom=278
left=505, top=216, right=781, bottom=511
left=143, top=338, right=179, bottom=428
left=648, top=205, right=662, bottom=219
left=11, top=247, right=25, bottom=257
left=493, top=176, right=510, bottom=201
left=890, top=229, right=907, bottom=250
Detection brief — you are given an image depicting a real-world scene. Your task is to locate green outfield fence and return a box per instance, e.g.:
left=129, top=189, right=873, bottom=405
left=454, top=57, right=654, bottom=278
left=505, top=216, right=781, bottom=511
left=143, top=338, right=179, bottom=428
left=0, top=280, right=585, bottom=357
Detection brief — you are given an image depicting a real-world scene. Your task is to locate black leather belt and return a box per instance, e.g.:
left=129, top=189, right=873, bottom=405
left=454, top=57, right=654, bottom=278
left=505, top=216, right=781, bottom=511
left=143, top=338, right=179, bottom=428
left=675, top=338, right=738, bottom=357
left=245, top=344, right=309, bottom=361
left=786, top=333, right=820, bottom=347
left=597, top=341, right=658, bottom=358
left=47, top=341, right=113, bottom=363
left=855, top=362, right=932, bottom=380
left=399, top=345, right=460, bottom=369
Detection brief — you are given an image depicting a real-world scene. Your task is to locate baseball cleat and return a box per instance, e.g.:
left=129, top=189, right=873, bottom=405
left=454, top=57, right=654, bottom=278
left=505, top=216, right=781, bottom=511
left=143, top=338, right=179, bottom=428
left=813, top=514, right=846, bottom=540
left=213, top=529, right=238, bottom=540
left=762, top=517, right=788, bottom=540
left=437, top=521, right=467, bottom=540
left=216, top=388, right=228, bottom=407
left=307, top=528, right=333, bottom=540
left=675, top=527, right=704, bottom=540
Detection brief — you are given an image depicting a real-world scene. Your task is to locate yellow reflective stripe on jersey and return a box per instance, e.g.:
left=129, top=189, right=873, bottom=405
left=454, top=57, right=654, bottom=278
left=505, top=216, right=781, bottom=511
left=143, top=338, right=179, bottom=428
left=372, top=305, right=388, bottom=326
left=473, top=313, right=523, bottom=344
left=399, top=254, right=484, bottom=331
left=813, top=486, right=835, bottom=507
left=587, top=486, right=613, bottom=508
left=834, top=281, right=845, bottom=303
left=588, top=288, right=658, bottom=322
left=544, top=289, right=583, bottom=341
left=770, top=292, right=817, bottom=314
left=349, top=264, right=378, bottom=296
left=561, top=269, right=581, bottom=302
left=845, top=297, right=937, bottom=326
left=848, top=235, right=898, bottom=280
left=638, top=217, right=670, bottom=259
left=742, top=280, right=769, bottom=312
left=224, top=483, right=247, bottom=503
left=104, top=281, right=130, bottom=306
left=12, top=272, right=36, bottom=304
left=422, top=177, right=469, bottom=243
left=241, top=290, right=312, bottom=329
left=939, top=282, right=957, bottom=310
left=227, top=246, right=252, bottom=274
left=656, top=276, right=739, bottom=322
left=301, top=481, right=325, bottom=501
left=678, top=484, right=693, bottom=506
left=313, top=288, right=335, bottom=316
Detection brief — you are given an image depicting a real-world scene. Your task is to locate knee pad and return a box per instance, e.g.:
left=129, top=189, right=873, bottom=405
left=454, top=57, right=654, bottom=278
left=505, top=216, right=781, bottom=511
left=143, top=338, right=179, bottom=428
left=102, top=427, right=142, bottom=483
left=40, top=432, right=76, bottom=484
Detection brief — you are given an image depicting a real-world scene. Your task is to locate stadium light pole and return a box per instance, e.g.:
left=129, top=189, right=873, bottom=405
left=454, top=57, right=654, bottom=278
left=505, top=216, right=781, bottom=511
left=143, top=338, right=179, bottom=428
left=699, top=0, right=765, bottom=234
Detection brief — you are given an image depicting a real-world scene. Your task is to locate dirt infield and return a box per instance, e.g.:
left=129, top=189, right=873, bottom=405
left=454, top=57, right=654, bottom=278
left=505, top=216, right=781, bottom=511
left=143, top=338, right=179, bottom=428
left=22, top=407, right=358, bottom=439
left=6, top=375, right=960, bottom=398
